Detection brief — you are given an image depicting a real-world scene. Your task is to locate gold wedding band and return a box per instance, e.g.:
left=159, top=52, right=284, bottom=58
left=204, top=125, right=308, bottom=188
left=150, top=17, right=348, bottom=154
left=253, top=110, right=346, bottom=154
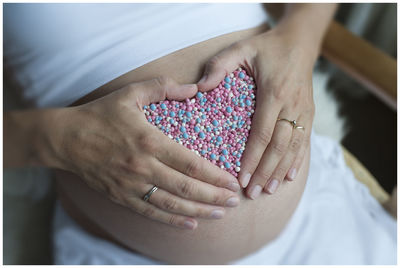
left=143, top=185, right=158, bottom=202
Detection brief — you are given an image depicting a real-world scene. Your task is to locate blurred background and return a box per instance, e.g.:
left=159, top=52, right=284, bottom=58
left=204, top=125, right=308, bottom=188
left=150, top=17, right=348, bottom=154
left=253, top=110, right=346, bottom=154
left=3, top=3, right=397, bottom=264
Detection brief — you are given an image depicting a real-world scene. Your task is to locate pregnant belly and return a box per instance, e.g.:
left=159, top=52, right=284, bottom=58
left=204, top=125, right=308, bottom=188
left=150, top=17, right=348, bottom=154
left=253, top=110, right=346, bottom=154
left=55, top=23, right=310, bottom=264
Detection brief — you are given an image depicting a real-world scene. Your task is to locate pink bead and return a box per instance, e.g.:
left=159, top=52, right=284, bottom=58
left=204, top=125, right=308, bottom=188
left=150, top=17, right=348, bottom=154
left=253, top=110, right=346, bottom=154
left=143, top=67, right=256, bottom=178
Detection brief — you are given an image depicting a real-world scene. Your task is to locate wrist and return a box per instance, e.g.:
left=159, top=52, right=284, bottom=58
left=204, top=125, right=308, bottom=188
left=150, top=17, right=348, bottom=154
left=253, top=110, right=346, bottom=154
left=34, top=108, right=71, bottom=169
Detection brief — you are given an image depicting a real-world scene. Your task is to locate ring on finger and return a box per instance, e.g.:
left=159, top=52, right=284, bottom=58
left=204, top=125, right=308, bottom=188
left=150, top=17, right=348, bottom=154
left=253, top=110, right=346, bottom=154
left=294, top=125, right=305, bottom=130
left=277, top=118, right=297, bottom=128
left=143, top=185, right=158, bottom=202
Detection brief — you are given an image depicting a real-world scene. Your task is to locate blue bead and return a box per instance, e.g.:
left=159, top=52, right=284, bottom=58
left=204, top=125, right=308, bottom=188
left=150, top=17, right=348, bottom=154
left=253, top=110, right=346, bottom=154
left=216, top=97, right=221, bottom=102
left=196, top=118, right=201, bottom=123
left=245, top=99, right=252, bottom=106
left=240, top=103, right=245, bottom=108
left=219, top=156, right=226, bottom=162
left=183, top=133, right=189, bottom=139
left=232, top=151, right=237, bottom=156
left=150, top=104, right=157, bottom=111
left=186, top=111, right=192, bottom=118
left=210, top=154, right=216, bottom=160
left=199, top=132, right=206, bottom=139
left=237, top=153, right=242, bottom=158
left=180, top=126, right=186, bottom=132
left=224, top=162, right=231, bottom=168
left=233, top=115, right=238, bottom=120
left=232, top=81, right=236, bottom=86
left=196, top=92, right=203, bottom=98
left=206, top=127, right=211, bottom=132
left=206, top=107, right=211, bottom=112
left=201, top=150, right=206, bottom=155
left=148, top=118, right=152, bottom=122
left=224, top=83, right=231, bottom=89
left=169, top=111, right=176, bottom=117
left=200, top=108, right=205, bottom=112
left=212, top=103, right=217, bottom=107
left=224, top=77, right=231, bottom=83
left=201, top=114, right=206, bottom=119
left=208, top=147, right=212, bottom=152
left=143, top=105, right=148, bottom=109
left=169, top=119, right=174, bottom=124
left=239, top=72, right=245, bottom=79
left=226, top=106, right=232, bottom=113
left=216, top=136, right=223, bottom=142
left=236, top=161, right=241, bottom=167
left=212, top=120, right=219, bottom=126
left=163, top=110, right=168, bottom=116
left=160, top=103, right=167, bottom=109
left=194, top=126, right=200, bottom=133
left=214, top=109, right=218, bottom=114
left=175, top=104, right=179, bottom=108
left=222, top=149, right=228, bottom=155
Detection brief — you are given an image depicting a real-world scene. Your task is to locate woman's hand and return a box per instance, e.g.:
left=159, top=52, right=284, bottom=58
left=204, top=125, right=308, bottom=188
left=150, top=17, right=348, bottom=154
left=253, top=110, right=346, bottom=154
left=47, top=77, right=241, bottom=229
left=197, top=28, right=317, bottom=199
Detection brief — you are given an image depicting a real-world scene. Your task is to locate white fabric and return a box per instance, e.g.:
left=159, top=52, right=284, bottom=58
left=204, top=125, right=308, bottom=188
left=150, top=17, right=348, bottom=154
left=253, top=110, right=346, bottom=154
left=52, top=132, right=397, bottom=265
left=3, top=3, right=268, bottom=108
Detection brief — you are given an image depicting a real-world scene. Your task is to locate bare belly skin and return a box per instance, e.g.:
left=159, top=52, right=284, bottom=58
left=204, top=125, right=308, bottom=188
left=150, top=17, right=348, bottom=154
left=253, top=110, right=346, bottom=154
left=55, top=23, right=311, bottom=264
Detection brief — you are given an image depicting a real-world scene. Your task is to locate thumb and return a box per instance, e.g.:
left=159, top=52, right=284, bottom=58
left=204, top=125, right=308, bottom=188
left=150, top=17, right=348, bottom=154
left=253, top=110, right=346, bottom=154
left=135, top=76, right=198, bottom=105
left=197, top=42, right=249, bottom=92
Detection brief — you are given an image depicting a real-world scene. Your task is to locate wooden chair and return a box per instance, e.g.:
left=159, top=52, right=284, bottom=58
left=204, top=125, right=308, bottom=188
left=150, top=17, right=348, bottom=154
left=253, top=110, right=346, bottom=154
left=321, top=21, right=396, bottom=208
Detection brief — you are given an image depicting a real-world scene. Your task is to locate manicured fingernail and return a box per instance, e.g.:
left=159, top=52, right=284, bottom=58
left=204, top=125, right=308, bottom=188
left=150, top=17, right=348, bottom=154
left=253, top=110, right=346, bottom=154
left=267, top=179, right=279, bottom=194
left=198, top=75, right=207, bottom=84
left=211, top=209, right=225, bottom=219
left=183, top=220, right=196, bottom=230
left=228, top=181, right=240, bottom=192
left=226, top=196, right=240, bottom=207
left=249, top=185, right=262, bottom=200
left=240, top=173, right=251, bottom=188
left=288, top=168, right=297, bottom=181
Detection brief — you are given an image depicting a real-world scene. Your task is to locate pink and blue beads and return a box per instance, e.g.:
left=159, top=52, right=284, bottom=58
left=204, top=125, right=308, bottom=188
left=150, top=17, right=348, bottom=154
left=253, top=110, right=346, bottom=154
left=142, top=68, right=256, bottom=177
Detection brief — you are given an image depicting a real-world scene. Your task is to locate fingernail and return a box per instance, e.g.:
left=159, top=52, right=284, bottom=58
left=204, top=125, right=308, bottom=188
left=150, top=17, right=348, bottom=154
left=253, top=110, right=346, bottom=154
left=266, top=179, right=279, bottom=194
left=240, top=173, right=251, bottom=188
left=210, top=209, right=225, bottom=219
left=249, top=185, right=262, bottom=200
left=183, top=220, right=196, bottom=230
left=228, top=181, right=240, bottom=192
left=288, top=168, right=297, bottom=181
left=198, top=74, right=207, bottom=84
left=226, top=196, right=240, bottom=207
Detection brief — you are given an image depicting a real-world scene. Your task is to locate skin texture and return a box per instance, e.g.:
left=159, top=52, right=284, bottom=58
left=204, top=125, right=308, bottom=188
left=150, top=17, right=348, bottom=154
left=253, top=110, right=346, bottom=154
left=198, top=4, right=338, bottom=200
left=54, top=23, right=310, bottom=264
left=3, top=4, right=337, bottom=264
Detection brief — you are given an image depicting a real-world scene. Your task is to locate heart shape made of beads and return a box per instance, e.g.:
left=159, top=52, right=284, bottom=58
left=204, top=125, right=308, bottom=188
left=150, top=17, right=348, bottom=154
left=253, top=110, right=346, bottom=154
left=143, top=68, right=256, bottom=177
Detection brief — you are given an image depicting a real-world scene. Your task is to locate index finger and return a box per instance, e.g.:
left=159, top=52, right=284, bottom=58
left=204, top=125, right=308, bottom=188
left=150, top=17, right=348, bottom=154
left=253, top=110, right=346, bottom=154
left=155, top=132, right=240, bottom=192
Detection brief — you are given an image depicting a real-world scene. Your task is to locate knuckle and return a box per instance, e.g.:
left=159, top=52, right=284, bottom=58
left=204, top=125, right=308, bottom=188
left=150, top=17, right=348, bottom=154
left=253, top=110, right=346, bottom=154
left=257, top=168, right=273, bottom=181
left=138, top=132, right=158, bottom=154
left=162, top=197, right=178, bottom=211
left=153, top=75, right=169, bottom=88
left=185, top=159, right=201, bottom=177
left=178, top=180, right=196, bottom=198
left=207, top=54, right=223, bottom=71
left=290, top=136, right=303, bottom=151
left=141, top=207, right=155, bottom=218
left=194, top=207, right=208, bottom=218
left=168, top=215, right=179, bottom=226
left=274, top=166, right=287, bottom=179
left=272, top=140, right=288, bottom=155
left=254, top=128, right=273, bottom=147
left=212, top=191, right=225, bottom=205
